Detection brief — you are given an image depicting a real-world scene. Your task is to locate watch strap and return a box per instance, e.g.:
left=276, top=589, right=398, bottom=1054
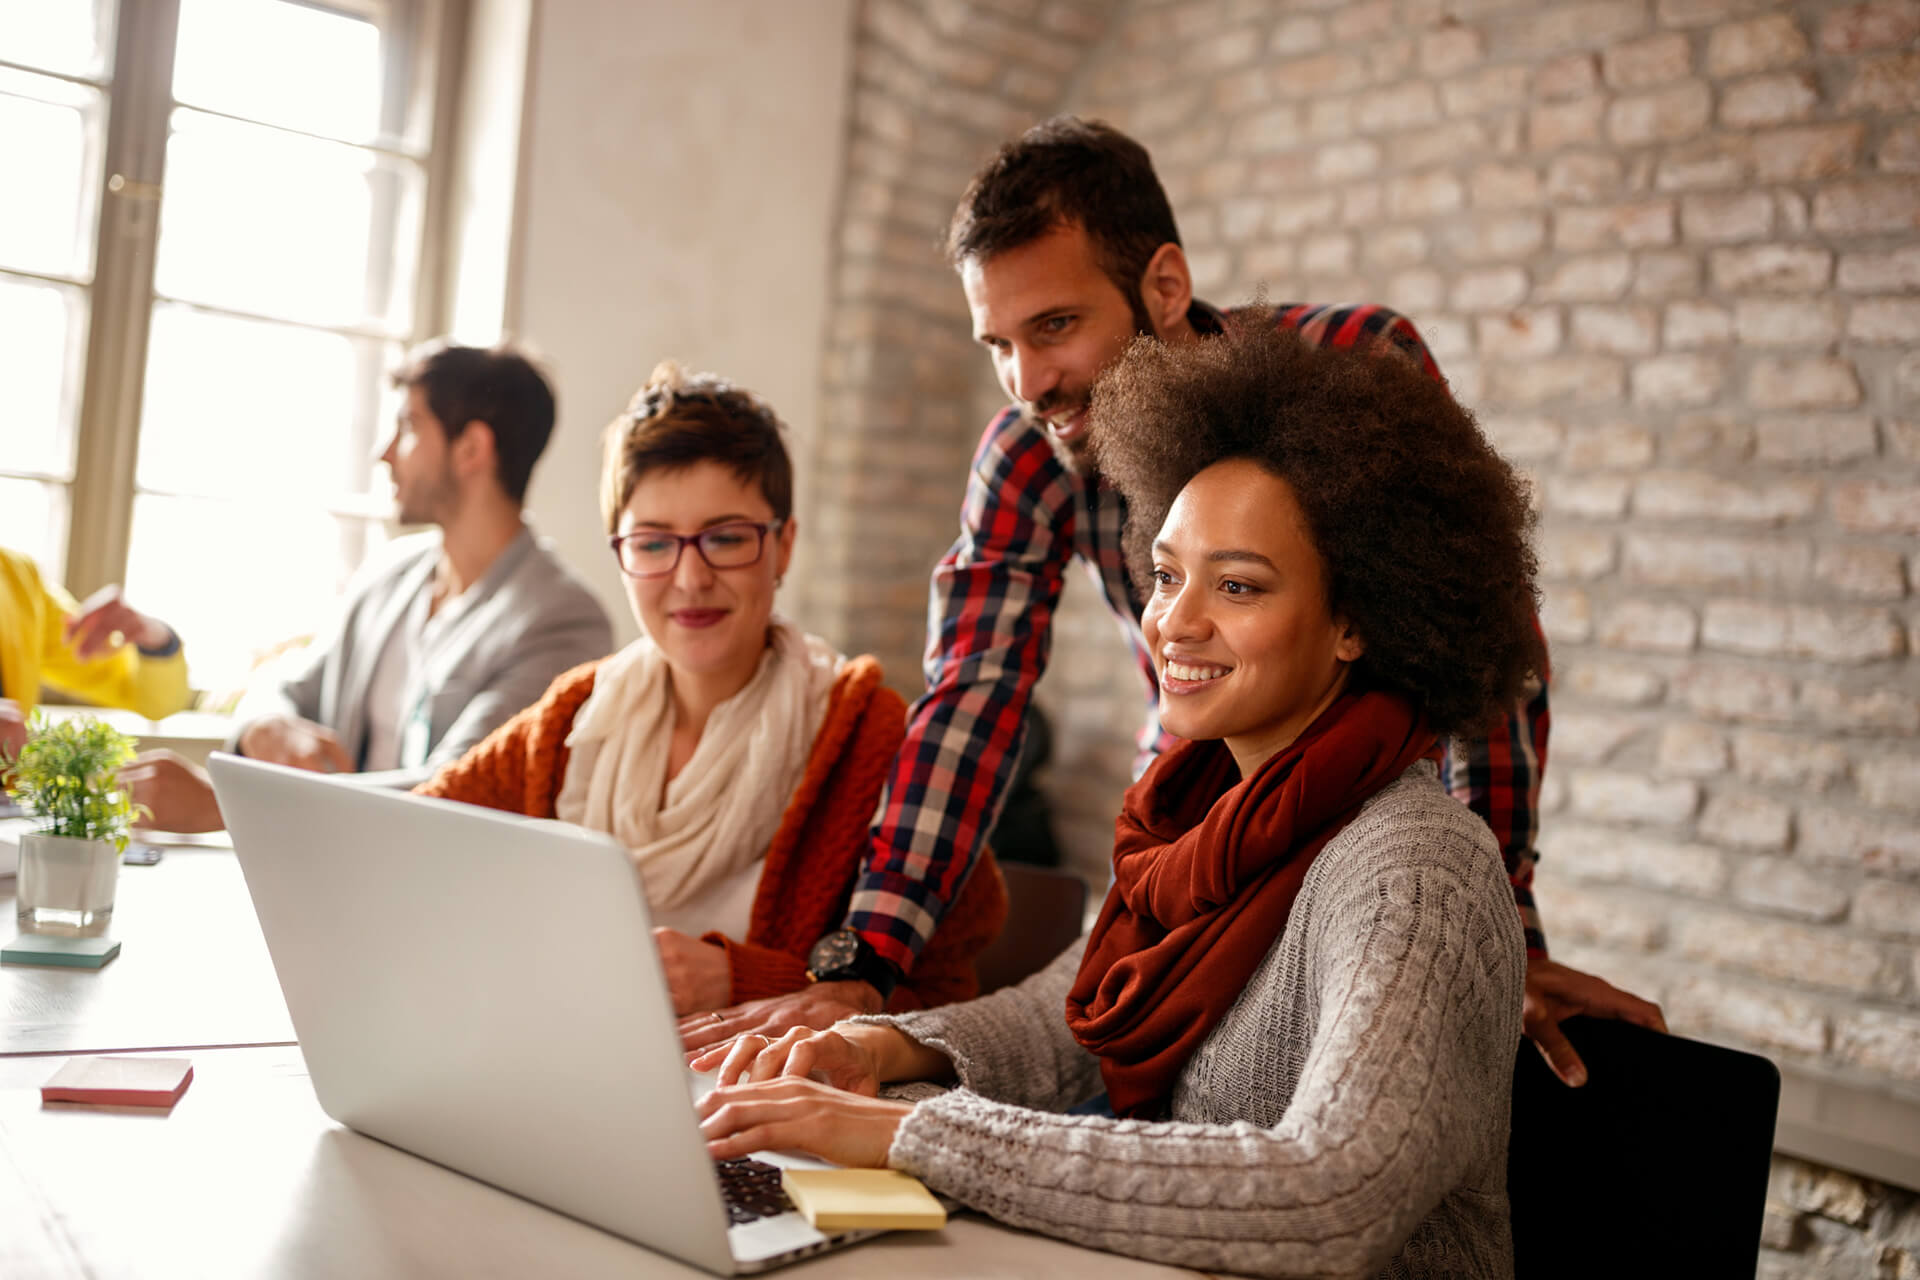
left=807, top=931, right=900, bottom=1000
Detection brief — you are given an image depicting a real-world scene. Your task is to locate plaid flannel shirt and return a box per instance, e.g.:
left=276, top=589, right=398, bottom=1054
left=850, top=301, right=1552, bottom=976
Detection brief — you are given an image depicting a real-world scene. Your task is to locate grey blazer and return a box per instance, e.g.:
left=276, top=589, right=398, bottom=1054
left=228, top=526, right=613, bottom=789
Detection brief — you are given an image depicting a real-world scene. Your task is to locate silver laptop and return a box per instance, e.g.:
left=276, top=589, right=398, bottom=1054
left=209, top=752, right=912, bottom=1275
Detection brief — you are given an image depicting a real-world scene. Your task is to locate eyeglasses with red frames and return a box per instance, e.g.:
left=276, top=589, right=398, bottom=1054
left=608, top=519, right=784, bottom=579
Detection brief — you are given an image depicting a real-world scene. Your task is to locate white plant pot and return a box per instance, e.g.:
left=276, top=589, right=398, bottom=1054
left=16, top=832, right=121, bottom=937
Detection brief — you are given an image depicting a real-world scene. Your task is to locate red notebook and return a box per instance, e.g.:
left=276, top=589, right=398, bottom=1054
left=41, top=1057, right=194, bottom=1108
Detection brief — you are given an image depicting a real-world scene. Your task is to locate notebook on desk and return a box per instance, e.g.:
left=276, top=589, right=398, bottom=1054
left=207, top=753, right=939, bottom=1276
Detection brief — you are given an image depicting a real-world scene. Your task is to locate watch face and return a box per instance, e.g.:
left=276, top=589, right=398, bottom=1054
left=809, top=930, right=859, bottom=975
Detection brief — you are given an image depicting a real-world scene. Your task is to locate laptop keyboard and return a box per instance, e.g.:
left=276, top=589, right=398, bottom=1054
left=716, top=1157, right=795, bottom=1226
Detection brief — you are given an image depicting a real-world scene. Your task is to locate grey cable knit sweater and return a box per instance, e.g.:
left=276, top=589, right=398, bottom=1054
left=864, top=761, right=1526, bottom=1279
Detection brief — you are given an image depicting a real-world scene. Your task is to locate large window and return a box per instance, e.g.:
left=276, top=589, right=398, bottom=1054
left=0, top=2, right=112, bottom=576
left=1, top=0, right=450, bottom=696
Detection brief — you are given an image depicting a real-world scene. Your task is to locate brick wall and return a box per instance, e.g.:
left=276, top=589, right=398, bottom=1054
left=796, top=0, right=1113, bottom=680
left=812, top=2, right=1918, bottom=1271
left=795, top=0, right=1144, bottom=868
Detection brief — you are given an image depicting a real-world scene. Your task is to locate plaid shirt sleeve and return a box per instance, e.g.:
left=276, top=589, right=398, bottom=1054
left=1447, top=656, right=1552, bottom=958
left=848, top=407, right=1077, bottom=973
left=1274, top=302, right=1553, bottom=957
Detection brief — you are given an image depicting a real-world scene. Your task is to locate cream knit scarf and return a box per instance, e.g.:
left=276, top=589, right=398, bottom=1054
left=555, top=617, right=842, bottom=912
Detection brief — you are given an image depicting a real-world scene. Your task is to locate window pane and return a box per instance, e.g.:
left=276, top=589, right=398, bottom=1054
left=0, top=69, right=106, bottom=280
left=173, top=0, right=383, bottom=144
left=0, top=0, right=116, bottom=81
left=0, top=274, right=87, bottom=478
left=124, top=497, right=394, bottom=694
left=136, top=305, right=395, bottom=501
left=0, top=478, right=69, bottom=580
left=154, top=109, right=422, bottom=331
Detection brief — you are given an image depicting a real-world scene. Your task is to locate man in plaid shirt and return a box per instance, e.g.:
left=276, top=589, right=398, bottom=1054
left=687, top=117, right=1663, bottom=1087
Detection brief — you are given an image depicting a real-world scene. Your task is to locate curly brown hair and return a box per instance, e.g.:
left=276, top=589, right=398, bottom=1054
left=1089, top=321, right=1544, bottom=736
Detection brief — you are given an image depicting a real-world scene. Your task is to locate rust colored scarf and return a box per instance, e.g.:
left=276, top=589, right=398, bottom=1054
left=1064, top=689, right=1436, bottom=1119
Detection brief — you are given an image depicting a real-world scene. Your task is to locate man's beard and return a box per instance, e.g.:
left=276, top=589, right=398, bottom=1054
left=1029, top=390, right=1092, bottom=469
left=395, top=465, right=457, bottom=526
left=1027, top=304, right=1160, bottom=473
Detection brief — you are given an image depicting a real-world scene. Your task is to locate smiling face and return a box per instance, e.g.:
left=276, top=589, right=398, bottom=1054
left=1141, top=459, right=1365, bottom=777
left=962, top=222, right=1160, bottom=466
left=616, top=459, right=796, bottom=697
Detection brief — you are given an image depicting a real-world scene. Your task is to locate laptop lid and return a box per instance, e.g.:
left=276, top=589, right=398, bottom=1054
left=208, top=753, right=739, bottom=1276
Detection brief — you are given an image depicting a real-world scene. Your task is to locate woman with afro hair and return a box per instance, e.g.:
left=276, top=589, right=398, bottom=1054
left=697, top=320, right=1551, bottom=1278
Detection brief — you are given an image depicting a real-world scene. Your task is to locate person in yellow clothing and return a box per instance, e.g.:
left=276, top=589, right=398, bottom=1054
left=0, top=545, right=190, bottom=762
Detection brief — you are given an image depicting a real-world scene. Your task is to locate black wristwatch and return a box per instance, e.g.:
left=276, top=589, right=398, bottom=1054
left=805, top=929, right=899, bottom=1000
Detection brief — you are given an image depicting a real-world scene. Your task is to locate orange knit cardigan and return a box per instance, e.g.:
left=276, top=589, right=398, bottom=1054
left=415, top=654, right=1006, bottom=1011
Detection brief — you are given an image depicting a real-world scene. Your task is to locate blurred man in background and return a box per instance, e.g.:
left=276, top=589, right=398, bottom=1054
left=130, top=341, right=611, bottom=831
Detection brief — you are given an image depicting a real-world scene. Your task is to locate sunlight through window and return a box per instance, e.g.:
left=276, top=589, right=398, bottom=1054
left=172, top=0, right=382, bottom=142
left=0, top=0, right=115, bottom=81
left=0, top=0, right=440, bottom=697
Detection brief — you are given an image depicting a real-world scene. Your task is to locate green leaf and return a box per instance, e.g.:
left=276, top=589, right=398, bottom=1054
left=7, top=712, right=142, bottom=842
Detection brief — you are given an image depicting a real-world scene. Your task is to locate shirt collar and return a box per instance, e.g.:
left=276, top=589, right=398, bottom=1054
left=1187, top=297, right=1227, bottom=337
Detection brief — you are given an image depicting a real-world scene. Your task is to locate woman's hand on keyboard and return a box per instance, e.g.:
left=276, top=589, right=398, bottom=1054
left=698, top=1076, right=912, bottom=1168
left=696, top=1026, right=884, bottom=1095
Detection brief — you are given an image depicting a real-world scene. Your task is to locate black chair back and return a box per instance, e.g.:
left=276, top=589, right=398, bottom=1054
left=1508, top=1016, right=1780, bottom=1279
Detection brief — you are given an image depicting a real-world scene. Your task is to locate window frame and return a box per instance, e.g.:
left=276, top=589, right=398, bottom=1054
left=17, top=0, right=461, bottom=616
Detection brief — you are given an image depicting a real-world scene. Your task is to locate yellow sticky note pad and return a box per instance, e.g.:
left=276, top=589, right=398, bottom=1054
left=780, top=1168, right=947, bottom=1231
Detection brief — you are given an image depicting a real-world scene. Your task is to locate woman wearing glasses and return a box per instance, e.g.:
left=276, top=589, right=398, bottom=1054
left=418, top=362, right=1005, bottom=1020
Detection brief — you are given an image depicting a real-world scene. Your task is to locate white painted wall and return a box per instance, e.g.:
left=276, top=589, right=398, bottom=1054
left=442, top=0, right=534, bottom=346
left=510, top=0, right=856, bottom=644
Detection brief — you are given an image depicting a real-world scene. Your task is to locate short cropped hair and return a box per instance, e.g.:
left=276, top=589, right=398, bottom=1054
left=946, top=116, right=1180, bottom=305
left=1090, top=322, right=1545, bottom=736
left=600, top=361, right=794, bottom=532
left=391, top=342, right=555, bottom=503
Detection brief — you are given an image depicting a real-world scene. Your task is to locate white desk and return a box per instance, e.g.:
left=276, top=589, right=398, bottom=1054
left=0, top=847, right=294, bottom=1057
left=0, top=1046, right=1206, bottom=1279
left=0, top=851, right=1205, bottom=1277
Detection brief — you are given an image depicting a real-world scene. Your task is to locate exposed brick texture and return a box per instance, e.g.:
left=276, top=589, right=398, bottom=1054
left=1077, top=16, right=1920, bottom=1229
left=821, top=2, right=1920, bottom=1263
left=801, top=0, right=1113, bottom=701
left=1643, top=249, right=1720, bottom=295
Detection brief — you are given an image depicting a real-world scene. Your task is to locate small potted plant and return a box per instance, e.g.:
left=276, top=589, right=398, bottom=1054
left=2, top=711, right=144, bottom=937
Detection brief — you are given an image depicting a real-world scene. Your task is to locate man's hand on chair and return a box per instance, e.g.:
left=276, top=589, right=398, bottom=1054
left=680, top=982, right=885, bottom=1056
left=1524, top=956, right=1667, bottom=1088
